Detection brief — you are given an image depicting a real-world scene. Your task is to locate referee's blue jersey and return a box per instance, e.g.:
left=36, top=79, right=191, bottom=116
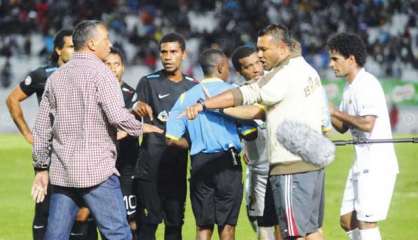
left=166, top=78, right=256, bottom=156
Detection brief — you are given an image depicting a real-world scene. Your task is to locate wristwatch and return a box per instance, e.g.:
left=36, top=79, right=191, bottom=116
left=197, top=98, right=224, bottom=114
left=197, top=98, right=207, bottom=111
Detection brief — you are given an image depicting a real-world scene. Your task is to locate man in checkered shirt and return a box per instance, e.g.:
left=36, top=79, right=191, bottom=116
left=31, top=20, right=162, bottom=240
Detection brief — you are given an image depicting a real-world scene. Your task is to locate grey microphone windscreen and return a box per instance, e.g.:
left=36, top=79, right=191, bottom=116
left=276, top=120, right=336, bottom=168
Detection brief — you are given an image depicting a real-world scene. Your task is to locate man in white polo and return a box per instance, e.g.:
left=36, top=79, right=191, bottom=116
left=327, top=33, right=398, bottom=240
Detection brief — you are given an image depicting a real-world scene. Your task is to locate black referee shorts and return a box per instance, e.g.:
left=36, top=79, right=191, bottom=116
left=190, top=151, right=243, bottom=227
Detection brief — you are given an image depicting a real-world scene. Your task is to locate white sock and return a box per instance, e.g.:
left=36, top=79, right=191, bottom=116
left=359, top=227, right=381, bottom=240
left=258, top=226, right=275, bottom=240
left=346, top=228, right=360, bottom=240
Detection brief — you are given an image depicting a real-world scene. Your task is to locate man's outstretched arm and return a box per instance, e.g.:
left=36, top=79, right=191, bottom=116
left=182, top=88, right=238, bottom=119
left=223, top=105, right=265, bottom=120
left=183, top=83, right=265, bottom=120
left=204, top=87, right=243, bottom=109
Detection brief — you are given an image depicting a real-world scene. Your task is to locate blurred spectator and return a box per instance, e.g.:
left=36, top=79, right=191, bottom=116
left=24, top=35, right=32, bottom=56
left=0, top=0, right=417, bottom=79
left=390, top=104, right=400, bottom=131
left=1, top=57, right=12, bottom=88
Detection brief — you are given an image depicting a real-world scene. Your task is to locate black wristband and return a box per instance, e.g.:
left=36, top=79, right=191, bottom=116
left=34, top=166, right=49, bottom=172
left=33, top=161, right=49, bottom=171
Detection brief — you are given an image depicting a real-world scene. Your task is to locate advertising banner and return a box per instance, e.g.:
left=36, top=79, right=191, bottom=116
left=323, top=79, right=418, bottom=106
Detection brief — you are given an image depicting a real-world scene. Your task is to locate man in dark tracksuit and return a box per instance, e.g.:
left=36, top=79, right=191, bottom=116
left=132, top=33, right=197, bottom=240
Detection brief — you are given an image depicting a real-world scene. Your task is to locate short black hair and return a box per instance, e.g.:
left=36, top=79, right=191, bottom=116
left=258, top=24, right=292, bottom=47
left=73, top=20, right=104, bottom=51
left=160, top=33, right=186, bottom=51
left=327, top=33, right=367, bottom=67
left=231, top=45, right=256, bottom=72
left=199, top=48, right=226, bottom=76
left=109, top=46, right=126, bottom=65
left=50, top=29, right=73, bottom=63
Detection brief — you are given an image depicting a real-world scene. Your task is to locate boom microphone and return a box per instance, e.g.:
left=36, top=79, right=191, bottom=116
left=333, top=137, right=418, bottom=146
left=276, top=120, right=336, bottom=168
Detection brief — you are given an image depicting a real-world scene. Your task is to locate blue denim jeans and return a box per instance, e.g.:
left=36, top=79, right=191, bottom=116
left=45, top=175, right=131, bottom=240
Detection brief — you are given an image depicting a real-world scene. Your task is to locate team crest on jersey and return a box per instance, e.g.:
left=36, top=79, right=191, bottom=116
left=24, top=76, right=32, bottom=85
left=157, top=110, right=169, bottom=122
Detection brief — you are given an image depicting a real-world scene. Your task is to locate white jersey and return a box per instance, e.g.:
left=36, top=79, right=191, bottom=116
left=244, top=119, right=269, bottom=217
left=245, top=119, right=269, bottom=175
left=339, top=68, right=398, bottom=176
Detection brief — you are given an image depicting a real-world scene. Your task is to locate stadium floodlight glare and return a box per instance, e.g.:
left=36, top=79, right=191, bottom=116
left=333, top=137, right=418, bottom=146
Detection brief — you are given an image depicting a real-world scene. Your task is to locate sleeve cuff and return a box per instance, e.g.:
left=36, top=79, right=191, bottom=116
left=239, top=84, right=261, bottom=105
left=242, top=128, right=257, bottom=136
left=358, top=110, right=378, bottom=117
left=254, top=103, right=266, bottom=111
left=166, top=134, right=181, bottom=141
left=33, top=162, right=49, bottom=171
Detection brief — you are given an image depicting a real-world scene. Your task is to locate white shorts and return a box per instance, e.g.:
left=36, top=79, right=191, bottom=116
left=245, top=169, right=268, bottom=217
left=340, top=169, right=397, bottom=222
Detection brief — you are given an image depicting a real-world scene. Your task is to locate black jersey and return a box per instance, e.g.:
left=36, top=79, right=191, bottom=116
left=135, top=70, right=197, bottom=145
left=19, top=64, right=58, bottom=104
left=117, top=82, right=139, bottom=175
left=121, top=82, right=137, bottom=108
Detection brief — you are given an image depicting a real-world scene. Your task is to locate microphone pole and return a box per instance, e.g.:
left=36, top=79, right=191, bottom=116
left=333, top=137, right=418, bottom=146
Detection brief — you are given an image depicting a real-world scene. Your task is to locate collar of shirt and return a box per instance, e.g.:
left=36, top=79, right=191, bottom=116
left=72, top=51, right=102, bottom=62
left=201, top=77, right=223, bottom=83
left=46, top=62, right=59, bottom=68
left=271, top=54, right=292, bottom=70
left=348, top=68, right=365, bottom=88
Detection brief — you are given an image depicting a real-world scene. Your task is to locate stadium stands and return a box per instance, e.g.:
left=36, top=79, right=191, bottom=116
left=0, top=0, right=417, bottom=79
left=0, top=0, right=417, bottom=133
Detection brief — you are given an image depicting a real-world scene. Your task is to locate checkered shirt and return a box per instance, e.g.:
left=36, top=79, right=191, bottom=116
left=32, top=52, right=143, bottom=188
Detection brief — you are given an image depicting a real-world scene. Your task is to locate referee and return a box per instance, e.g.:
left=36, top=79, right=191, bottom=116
left=166, top=48, right=257, bottom=240
left=132, top=33, right=197, bottom=240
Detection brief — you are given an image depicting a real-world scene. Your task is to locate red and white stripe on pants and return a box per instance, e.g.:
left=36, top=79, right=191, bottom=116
left=284, top=175, right=300, bottom=236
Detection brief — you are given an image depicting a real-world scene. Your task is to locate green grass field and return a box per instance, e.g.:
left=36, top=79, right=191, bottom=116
left=0, top=133, right=417, bottom=240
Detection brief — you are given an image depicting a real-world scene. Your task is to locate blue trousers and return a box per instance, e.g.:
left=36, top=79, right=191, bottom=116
left=45, top=175, right=131, bottom=240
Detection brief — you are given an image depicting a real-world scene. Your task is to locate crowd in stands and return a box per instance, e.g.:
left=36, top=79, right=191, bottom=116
left=0, top=0, right=417, bottom=88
